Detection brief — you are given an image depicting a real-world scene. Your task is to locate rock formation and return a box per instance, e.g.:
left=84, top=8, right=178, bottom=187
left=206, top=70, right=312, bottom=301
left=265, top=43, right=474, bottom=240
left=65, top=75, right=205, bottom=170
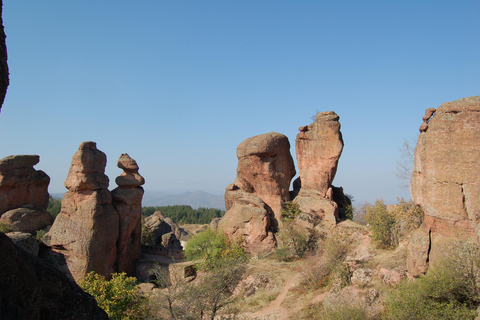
left=219, top=132, right=295, bottom=255
left=0, top=232, right=108, bottom=320
left=142, top=211, right=185, bottom=250
left=0, top=155, right=50, bottom=215
left=47, top=142, right=119, bottom=281
left=112, top=154, right=145, bottom=275
left=0, top=207, right=53, bottom=234
left=408, top=96, right=480, bottom=276
left=293, top=111, right=344, bottom=228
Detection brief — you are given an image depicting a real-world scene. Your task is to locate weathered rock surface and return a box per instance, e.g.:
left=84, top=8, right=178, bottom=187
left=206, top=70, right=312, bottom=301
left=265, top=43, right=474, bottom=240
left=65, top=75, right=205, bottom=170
left=0, top=155, right=50, bottom=215
left=6, top=231, right=40, bottom=256
left=220, top=185, right=276, bottom=255
left=0, top=207, right=53, bottom=233
left=234, top=132, right=296, bottom=224
left=111, top=153, right=144, bottom=275
left=47, top=142, right=119, bottom=281
left=295, top=111, right=343, bottom=197
left=409, top=96, right=480, bottom=275
left=0, top=232, right=108, bottom=320
left=293, top=112, right=344, bottom=228
left=143, top=211, right=185, bottom=249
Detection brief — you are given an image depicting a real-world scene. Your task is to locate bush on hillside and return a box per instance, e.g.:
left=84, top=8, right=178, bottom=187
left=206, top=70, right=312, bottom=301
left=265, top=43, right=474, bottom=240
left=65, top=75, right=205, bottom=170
left=80, top=272, right=147, bottom=320
left=384, top=241, right=480, bottom=320
left=363, top=200, right=397, bottom=249
left=184, top=229, right=247, bottom=270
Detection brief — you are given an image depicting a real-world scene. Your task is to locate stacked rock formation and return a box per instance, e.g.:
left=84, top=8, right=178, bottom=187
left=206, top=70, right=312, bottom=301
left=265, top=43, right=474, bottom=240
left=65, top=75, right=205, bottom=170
left=0, top=155, right=53, bottom=233
left=48, top=142, right=119, bottom=281
left=112, top=154, right=145, bottom=275
left=219, top=132, right=296, bottom=255
left=293, top=111, right=344, bottom=228
left=408, top=96, right=480, bottom=276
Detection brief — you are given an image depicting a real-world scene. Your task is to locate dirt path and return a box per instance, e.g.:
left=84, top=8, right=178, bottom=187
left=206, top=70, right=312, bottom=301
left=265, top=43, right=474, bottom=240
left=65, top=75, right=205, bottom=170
left=250, top=273, right=301, bottom=320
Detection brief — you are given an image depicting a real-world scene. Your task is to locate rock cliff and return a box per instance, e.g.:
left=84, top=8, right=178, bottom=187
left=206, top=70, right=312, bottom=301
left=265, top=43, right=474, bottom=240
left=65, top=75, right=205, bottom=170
left=408, top=96, right=480, bottom=276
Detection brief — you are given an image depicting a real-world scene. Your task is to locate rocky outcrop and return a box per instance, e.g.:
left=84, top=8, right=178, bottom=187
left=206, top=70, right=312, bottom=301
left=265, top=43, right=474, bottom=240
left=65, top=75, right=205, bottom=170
left=220, top=185, right=276, bottom=255
left=0, top=155, right=50, bottom=215
left=112, top=154, right=144, bottom=275
left=0, top=207, right=53, bottom=234
left=47, top=142, right=119, bottom=281
left=234, top=132, right=296, bottom=223
left=143, top=211, right=184, bottom=250
left=293, top=112, right=344, bottom=228
left=408, top=96, right=480, bottom=276
left=0, top=232, right=108, bottom=320
left=6, top=231, right=40, bottom=256
left=220, top=132, right=295, bottom=255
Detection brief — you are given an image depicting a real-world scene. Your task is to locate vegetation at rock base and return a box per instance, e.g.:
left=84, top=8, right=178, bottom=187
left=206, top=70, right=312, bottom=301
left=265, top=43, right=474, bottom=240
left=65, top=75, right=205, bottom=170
left=142, top=205, right=225, bottom=224
left=184, top=229, right=247, bottom=270
left=384, top=241, right=480, bottom=320
left=281, top=201, right=301, bottom=221
left=80, top=272, right=147, bottom=320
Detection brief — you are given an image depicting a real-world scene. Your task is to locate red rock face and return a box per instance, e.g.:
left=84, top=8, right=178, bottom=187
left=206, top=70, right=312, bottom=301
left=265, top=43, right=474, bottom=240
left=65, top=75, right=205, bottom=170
left=408, top=96, right=480, bottom=276
left=293, top=112, right=344, bottom=228
left=234, top=132, right=296, bottom=223
left=0, top=155, right=50, bottom=215
left=295, top=111, right=344, bottom=197
left=220, top=132, right=296, bottom=255
left=48, top=142, right=119, bottom=281
left=111, top=153, right=144, bottom=276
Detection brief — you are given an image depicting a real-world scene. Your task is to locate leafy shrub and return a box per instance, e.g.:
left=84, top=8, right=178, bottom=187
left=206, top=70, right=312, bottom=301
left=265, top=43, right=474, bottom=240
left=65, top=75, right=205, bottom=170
left=384, top=241, right=480, bottom=320
left=275, top=220, right=318, bottom=260
left=364, top=200, right=397, bottom=249
left=301, top=230, right=352, bottom=290
left=0, top=222, right=13, bottom=233
left=80, top=272, right=146, bottom=320
left=281, top=201, right=301, bottom=221
left=184, top=229, right=247, bottom=270
left=338, top=204, right=354, bottom=221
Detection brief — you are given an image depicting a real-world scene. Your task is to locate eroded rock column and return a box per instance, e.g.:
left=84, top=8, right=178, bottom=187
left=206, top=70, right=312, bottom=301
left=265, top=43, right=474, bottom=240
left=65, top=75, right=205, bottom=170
left=111, top=154, right=144, bottom=275
left=293, top=111, right=344, bottom=228
left=219, top=132, right=296, bottom=255
left=48, top=141, right=119, bottom=281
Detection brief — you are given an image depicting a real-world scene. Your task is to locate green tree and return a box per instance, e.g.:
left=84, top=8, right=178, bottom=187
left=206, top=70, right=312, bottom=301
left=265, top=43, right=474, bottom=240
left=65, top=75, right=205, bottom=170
left=47, top=196, right=62, bottom=219
left=364, top=199, right=397, bottom=249
left=80, top=272, right=147, bottom=320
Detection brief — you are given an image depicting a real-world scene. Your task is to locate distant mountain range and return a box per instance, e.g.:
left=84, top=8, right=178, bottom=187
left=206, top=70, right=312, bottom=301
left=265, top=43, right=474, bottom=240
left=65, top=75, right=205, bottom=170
left=50, top=190, right=226, bottom=210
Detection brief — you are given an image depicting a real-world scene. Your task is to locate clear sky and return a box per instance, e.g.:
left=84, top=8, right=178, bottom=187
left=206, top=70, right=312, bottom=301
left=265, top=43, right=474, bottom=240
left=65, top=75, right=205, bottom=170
left=0, top=1, right=478, bottom=205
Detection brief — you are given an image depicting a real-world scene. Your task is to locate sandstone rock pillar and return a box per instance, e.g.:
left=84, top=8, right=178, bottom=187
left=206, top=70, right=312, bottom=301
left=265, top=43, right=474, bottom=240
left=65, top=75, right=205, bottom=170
left=219, top=132, right=296, bottom=255
left=111, top=153, right=145, bottom=275
left=293, top=111, right=344, bottom=228
left=48, top=141, right=119, bottom=281
left=408, top=96, right=480, bottom=276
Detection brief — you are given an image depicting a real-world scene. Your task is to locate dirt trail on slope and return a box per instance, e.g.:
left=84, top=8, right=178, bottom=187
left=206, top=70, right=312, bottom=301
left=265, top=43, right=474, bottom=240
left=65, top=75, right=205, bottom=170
left=249, top=273, right=301, bottom=320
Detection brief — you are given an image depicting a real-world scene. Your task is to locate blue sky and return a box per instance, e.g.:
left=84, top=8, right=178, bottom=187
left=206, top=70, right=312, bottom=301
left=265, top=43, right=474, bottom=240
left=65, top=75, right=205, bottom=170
left=0, top=1, right=478, bottom=205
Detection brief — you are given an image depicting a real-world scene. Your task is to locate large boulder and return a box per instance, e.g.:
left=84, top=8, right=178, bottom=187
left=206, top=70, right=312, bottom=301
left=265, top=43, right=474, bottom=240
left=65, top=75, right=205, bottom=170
left=234, top=132, right=296, bottom=224
left=293, top=112, right=344, bottom=228
left=0, top=155, right=50, bottom=215
left=0, top=232, right=108, bottom=320
left=142, top=211, right=185, bottom=249
left=0, top=207, right=53, bottom=234
left=219, top=185, right=276, bottom=255
left=111, top=153, right=145, bottom=275
left=47, top=142, right=119, bottom=281
left=408, top=96, right=480, bottom=275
